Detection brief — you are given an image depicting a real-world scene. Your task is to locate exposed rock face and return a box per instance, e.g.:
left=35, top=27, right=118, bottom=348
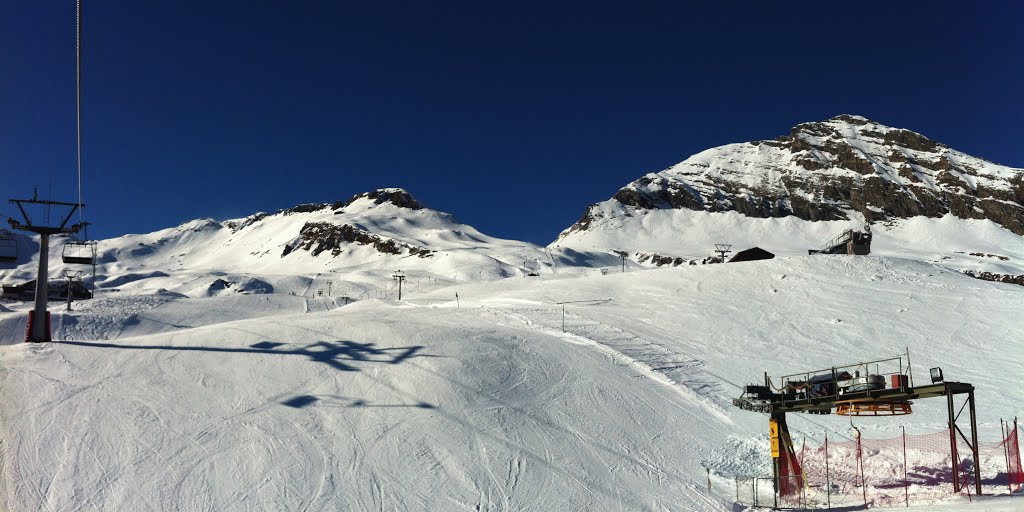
left=635, top=252, right=687, bottom=267
left=283, top=222, right=434, bottom=259
left=962, top=270, right=1024, bottom=287
left=277, top=189, right=435, bottom=259
left=228, top=189, right=424, bottom=233
left=334, top=188, right=424, bottom=212
left=225, top=212, right=269, bottom=233
left=560, top=115, right=1024, bottom=239
left=282, top=203, right=332, bottom=215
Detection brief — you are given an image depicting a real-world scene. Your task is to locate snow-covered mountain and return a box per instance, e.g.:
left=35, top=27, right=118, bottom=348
left=5, top=117, right=1023, bottom=295
left=2, top=188, right=612, bottom=299
left=2, top=125, right=1023, bottom=511
left=554, top=115, right=1024, bottom=274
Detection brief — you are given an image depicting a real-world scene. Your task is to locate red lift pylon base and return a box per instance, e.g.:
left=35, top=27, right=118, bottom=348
left=25, top=310, right=52, bottom=343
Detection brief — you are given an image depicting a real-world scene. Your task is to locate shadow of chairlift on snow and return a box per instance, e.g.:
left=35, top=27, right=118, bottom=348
left=281, top=394, right=436, bottom=410
left=62, top=339, right=426, bottom=374
left=62, top=339, right=432, bottom=409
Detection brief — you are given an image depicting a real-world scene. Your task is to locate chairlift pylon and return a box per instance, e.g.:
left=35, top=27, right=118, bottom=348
left=0, top=230, right=17, bottom=264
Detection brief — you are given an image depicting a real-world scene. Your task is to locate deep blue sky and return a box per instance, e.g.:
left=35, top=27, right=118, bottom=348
left=2, top=1, right=1022, bottom=244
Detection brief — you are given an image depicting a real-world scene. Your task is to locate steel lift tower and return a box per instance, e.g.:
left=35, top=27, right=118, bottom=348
left=8, top=196, right=86, bottom=342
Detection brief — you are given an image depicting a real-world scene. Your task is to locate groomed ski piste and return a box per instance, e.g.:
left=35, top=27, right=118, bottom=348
left=2, top=252, right=1023, bottom=511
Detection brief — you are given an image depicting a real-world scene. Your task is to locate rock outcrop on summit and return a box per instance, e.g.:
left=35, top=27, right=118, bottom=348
left=559, top=115, right=1024, bottom=240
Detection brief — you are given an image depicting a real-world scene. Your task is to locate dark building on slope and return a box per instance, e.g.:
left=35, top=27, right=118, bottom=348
left=729, top=247, right=775, bottom=263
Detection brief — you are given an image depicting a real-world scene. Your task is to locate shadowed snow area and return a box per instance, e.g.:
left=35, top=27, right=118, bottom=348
left=1, top=256, right=1022, bottom=510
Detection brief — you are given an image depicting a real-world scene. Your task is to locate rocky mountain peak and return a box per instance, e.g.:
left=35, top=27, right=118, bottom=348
left=559, top=115, right=1024, bottom=240
left=335, top=188, right=423, bottom=212
left=781, top=114, right=947, bottom=159
left=224, top=189, right=427, bottom=233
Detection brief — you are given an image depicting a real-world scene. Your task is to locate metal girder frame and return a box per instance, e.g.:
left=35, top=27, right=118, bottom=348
left=769, top=382, right=974, bottom=414
left=765, top=382, right=981, bottom=500
left=946, top=388, right=981, bottom=496
left=9, top=198, right=85, bottom=235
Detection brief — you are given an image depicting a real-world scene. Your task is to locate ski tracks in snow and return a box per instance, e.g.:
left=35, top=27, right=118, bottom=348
left=490, top=306, right=732, bottom=420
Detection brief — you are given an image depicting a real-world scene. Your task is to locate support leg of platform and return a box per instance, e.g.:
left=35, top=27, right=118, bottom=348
left=970, top=390, right=981, bottom=496
left=947, top=389, right=960, bottom=493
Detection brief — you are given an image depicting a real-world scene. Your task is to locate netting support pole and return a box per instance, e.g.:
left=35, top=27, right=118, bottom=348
left=969, top=390, right=981, bottom=496
left=1003, top=419, right=1012, bottom=495
left=947, top=389, right=960, bottom=493
left=1016, top=417, right=1022, bottom=495
left=800, top=436, right=807, bottom=509
left=902, top=425, right=909, bottom=507
left=753, top=477, right=758, bottom=508
left=855, top=426, right=867, bottom=509
left=825, top=432, right=831, bottom=510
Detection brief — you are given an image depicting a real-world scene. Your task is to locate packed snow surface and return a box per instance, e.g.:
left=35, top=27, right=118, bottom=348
left=2, top=255, right=1022, bottom=510
left=554, top=208, right=1024, bottom=275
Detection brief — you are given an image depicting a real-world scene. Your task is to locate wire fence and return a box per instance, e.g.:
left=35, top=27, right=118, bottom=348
left=731, top=420, right=1023, bottom=509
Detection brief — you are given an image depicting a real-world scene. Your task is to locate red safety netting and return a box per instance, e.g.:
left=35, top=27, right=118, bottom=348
left=1001, top=419, right=1023, bottom=492
left=785, top=425, right=1021, bottom=508
left=778, top=433, right=803, bottom=504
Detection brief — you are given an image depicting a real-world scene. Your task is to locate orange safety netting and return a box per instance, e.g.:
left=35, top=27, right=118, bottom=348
left=1001, top=418, right=1023, bottom=492
left=778, top=431, right=803, bottom=500
left=780, top=424, right=1022, bottom=509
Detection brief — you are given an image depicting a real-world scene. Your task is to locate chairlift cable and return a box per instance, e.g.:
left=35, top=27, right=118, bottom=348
left=75, top=0, right=84, bottom=224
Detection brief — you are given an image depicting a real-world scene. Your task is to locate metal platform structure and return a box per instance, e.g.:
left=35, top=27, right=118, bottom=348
left=769, top=380, right=973, bottom=414
left=808, top=224, right=872, bottom=255
left=733, top=352, right=982, bottom=507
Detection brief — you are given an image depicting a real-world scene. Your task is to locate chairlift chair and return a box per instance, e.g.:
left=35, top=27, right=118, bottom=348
left=62, top=239, right=97, bottom=265
left=0, top=231, right=17, bottom=264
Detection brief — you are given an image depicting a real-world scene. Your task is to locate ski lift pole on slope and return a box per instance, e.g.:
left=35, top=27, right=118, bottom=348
left=554, top=298, right=613, bottom=332
left=8, top=197, right=87, bottom=342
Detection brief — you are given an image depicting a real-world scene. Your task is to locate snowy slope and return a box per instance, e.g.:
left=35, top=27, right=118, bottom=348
left=553, top=207, right=1024, bottom=275
left=2, top=255, right=1022, bottom=510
